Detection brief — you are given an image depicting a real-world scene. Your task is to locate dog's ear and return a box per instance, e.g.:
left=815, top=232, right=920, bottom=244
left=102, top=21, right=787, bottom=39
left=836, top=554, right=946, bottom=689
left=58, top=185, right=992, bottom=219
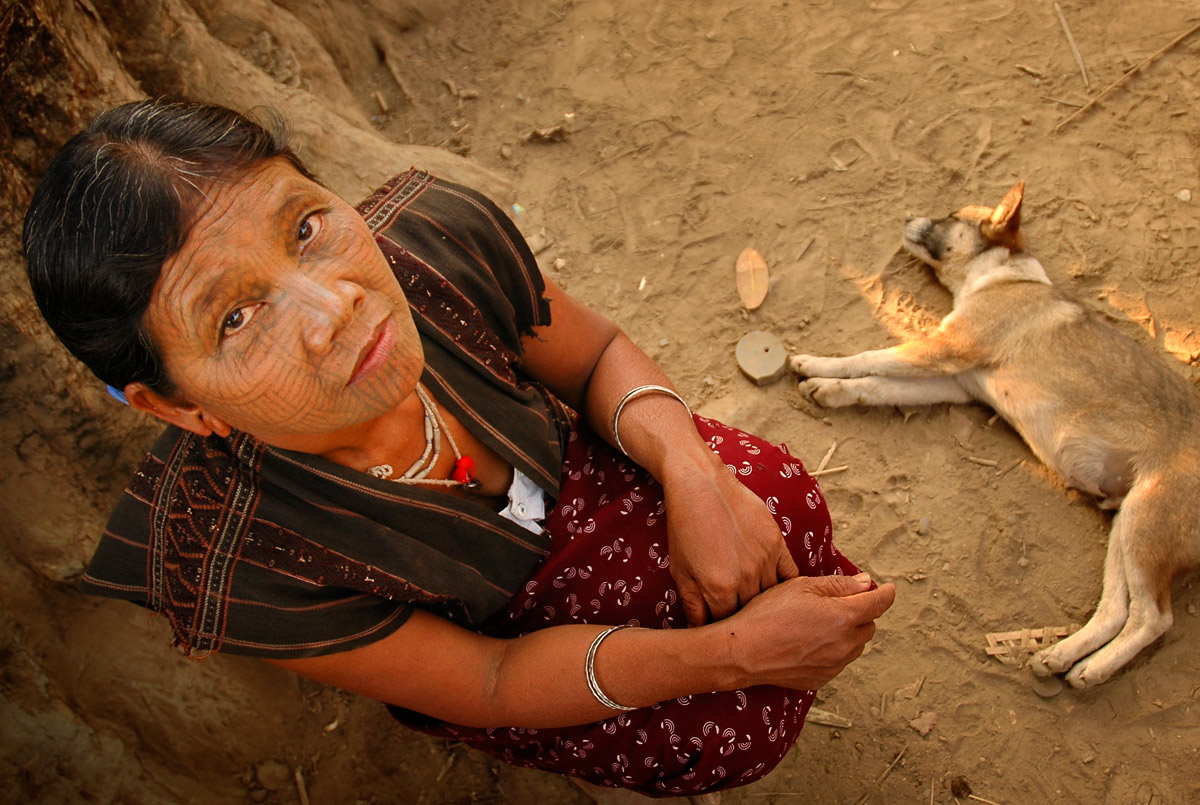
left=981, top=180, right=1025, bottom=242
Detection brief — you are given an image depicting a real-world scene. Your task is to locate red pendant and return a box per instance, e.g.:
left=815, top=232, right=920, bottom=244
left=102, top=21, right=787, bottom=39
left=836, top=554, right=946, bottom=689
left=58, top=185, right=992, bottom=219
left=452, top=456, right=477, bottom=485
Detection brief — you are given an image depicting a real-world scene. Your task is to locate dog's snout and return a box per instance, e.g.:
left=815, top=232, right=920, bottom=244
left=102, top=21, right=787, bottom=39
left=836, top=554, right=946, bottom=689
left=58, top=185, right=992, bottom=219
left=903, top=217, right=932, bottom=242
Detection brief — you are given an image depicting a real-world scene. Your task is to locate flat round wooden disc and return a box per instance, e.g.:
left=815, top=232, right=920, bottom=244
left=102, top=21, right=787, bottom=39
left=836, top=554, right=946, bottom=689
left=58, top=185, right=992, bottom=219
left=736, top=330, right=787, bottom=386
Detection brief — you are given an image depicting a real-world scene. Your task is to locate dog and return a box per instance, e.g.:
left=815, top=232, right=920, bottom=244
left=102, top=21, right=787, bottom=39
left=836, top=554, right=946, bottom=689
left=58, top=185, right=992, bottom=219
left=789, top=181, right=1200, bottom=687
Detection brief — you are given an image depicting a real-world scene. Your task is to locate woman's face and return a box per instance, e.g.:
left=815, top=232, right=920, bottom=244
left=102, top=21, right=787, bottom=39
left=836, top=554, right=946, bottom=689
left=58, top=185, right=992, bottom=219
left=142, top=159, right=423, bottom=451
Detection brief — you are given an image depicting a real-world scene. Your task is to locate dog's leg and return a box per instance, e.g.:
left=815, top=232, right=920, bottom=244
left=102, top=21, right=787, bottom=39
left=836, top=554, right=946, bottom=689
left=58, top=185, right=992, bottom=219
left=799, top=376, right=973, bottom=408
left=1063, top=475, right=1185, bottom=687
left=1031, top=477, right=1177, bottom=687
left=790, top=348, right=912, bottom=380
left=1029, top=516, right=1130, bottom=679
left=791, top=332, right=982, bottom=380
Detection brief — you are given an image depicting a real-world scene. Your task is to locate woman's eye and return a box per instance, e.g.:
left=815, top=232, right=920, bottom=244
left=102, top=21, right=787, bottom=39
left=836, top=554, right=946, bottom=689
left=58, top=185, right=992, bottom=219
left=298, top=214, right=318, bottom=246
left=221, top=304, right=259, bottom=338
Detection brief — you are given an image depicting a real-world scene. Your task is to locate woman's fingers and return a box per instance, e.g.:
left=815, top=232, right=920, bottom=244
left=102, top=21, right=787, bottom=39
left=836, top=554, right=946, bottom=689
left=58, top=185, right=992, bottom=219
left=856, top=581, right=897, bottom=622
left=776, top=540, right=800, bottom=580
left=704, top=578, right=741, bottom=623
left=677, top=575, right=713, bottom=627
left=730, top=575, right=896, bottom=689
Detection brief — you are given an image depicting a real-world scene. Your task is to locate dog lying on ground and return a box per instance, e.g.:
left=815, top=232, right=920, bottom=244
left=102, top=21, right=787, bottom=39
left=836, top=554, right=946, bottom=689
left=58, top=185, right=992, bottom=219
left=789, top=181, right=1200, bottom=687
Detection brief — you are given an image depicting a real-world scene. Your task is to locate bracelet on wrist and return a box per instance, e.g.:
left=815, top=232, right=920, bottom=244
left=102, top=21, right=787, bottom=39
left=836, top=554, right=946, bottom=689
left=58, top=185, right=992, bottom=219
left=610, top=384, right=692, bottom=455
left=585, top=624, right=638, bottom=712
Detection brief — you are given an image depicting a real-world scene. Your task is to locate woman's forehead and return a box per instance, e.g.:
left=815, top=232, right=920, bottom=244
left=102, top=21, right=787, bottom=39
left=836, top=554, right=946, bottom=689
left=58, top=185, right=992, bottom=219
left=152, top=160, right=325, bottom=322
left=186, top=159, right=319, bottom=238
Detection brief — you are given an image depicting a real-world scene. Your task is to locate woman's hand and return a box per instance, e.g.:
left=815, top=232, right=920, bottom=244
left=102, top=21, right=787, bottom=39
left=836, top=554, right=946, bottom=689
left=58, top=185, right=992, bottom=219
left=661, top=448, right=799, bottom=626
left=265, top=573, right=894, bottom=728
left=721, top=573, right=896, bottom=691
left=515, top=278, right=857, bottom=632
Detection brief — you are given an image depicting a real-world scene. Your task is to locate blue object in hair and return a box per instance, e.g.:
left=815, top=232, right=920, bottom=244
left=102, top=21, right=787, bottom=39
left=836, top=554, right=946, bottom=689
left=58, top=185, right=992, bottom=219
left=106, top=385, right=129, bottom=405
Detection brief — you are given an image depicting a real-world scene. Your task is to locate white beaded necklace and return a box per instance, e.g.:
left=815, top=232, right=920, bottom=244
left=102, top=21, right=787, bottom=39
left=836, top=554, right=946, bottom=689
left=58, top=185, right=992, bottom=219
left=366, top=384, right=479, bottom=490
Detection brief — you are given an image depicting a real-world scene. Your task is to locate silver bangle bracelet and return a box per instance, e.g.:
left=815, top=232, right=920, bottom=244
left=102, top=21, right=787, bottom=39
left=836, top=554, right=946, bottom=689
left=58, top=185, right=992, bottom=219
left=585, top=624, right=637, bottom=712
left=610, top=384, right=692, bottom=455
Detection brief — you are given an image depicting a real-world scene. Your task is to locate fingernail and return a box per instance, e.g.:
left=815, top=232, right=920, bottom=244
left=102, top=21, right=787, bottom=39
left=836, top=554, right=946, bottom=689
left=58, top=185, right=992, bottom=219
left=852, top=572, right=872, bottom=584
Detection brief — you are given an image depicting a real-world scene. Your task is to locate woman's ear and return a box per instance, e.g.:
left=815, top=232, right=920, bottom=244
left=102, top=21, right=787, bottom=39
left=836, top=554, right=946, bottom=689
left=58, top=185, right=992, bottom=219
left=124, top=383, right=233, bottom=438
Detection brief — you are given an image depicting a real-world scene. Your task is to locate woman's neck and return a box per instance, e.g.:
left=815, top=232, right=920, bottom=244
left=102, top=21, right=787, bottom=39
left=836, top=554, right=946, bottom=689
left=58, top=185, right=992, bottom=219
left=305, top=389, right=428, bottom=473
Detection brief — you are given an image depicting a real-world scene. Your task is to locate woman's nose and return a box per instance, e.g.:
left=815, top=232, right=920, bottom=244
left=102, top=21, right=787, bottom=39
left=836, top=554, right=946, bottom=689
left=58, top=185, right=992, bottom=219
left=299, top=278, right=365, bottom=355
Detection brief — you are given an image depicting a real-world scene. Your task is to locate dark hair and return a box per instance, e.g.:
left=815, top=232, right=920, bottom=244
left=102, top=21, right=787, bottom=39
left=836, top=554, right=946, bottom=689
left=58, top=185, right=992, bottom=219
left=22, top=100, right=313, bottom=394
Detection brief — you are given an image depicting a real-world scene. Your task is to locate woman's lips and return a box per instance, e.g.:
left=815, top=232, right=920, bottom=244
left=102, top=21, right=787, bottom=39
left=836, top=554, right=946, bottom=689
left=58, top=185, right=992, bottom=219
left=348, top=316, right=396, bottom=386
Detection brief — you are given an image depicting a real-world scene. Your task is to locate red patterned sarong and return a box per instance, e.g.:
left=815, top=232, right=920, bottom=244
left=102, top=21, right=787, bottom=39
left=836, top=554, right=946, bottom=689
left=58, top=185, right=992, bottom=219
left=391, top=415, right=860, bottom=797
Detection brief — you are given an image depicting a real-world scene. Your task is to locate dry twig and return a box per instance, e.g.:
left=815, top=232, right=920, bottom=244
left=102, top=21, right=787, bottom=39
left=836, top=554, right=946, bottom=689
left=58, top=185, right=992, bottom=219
left=816, top=440, right=838, bottom=472
left=969, top=795, right=1004, bottom=805
left=965, top=455, right=999, bottom=468
left=796, top=235, right=816, bottom=261
left=807, top=706, right=853, bottom=728
left=294, top=769, right=311, bottom=805
left=995, top=458, right=1025, bottom=477
left=1055, top=18, right=1200, bottom=132
left=381, top=49, right=417, bottom=106
left=810, top=465, right=848, bottom=478
left=876, top=744, right=908, bottom=784
left=1043, top=95, right=1084, bottom=108
left=1054, top=2, right=1090, bottom=89
left=435, top=752, right=457, bottom=782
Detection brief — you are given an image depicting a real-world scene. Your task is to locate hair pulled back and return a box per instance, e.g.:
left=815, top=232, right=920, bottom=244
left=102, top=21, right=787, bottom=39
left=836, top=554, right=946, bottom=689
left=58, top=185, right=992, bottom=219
left=23, top=100, right=312, bottom=394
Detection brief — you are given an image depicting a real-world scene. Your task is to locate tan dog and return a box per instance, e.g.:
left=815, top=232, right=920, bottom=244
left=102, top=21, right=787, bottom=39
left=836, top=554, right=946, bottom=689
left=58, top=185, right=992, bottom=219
left=790, top=181, right=1200, bottom=687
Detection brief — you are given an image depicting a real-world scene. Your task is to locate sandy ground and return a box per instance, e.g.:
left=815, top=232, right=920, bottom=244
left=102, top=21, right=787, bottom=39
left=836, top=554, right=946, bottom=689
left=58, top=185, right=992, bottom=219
left=4, top=1, right=1200, bottom=803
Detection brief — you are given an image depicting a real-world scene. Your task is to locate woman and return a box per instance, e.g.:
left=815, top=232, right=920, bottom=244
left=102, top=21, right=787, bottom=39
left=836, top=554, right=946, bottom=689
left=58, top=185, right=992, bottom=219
left=23, top=101, right=894, bottom=800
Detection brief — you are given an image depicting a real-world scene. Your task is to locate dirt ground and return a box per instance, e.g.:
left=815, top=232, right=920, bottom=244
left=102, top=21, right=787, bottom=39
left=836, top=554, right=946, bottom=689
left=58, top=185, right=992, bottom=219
left=3, top=1, right=1200, bottom=803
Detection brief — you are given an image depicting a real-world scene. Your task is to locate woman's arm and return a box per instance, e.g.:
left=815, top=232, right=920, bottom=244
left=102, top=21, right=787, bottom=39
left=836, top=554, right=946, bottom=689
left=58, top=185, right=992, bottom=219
left=520, top=277, right=800, bottom=626
left=266, top=573, right=894, bottom=728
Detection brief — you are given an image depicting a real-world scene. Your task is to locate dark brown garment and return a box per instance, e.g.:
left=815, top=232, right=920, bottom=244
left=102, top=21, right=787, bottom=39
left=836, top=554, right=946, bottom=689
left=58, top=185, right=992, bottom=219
left=79, top=171, right=572, bottom=658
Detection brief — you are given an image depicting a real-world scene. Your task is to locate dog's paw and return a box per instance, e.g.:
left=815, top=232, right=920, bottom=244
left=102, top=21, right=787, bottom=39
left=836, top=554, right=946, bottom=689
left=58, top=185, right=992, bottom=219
left=798, top=377, right=859, bottom=408
left=1028, top=652, right=1055, bottom=677
left=1063, top=657, right=1113, bottom=689
left=1030, top=643, right=1078, bottom=677
left=788, top=354, right=817, bottom=377
left=790, top=354, right=848, bottom=378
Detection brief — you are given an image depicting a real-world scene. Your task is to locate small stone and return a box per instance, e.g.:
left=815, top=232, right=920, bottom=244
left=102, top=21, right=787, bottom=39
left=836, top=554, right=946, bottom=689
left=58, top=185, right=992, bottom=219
left=552, top=257, right=567, bottom=271
left=950, top=776, right=972, bottom=798
left=735, top=330, right=788, bottom=386
left=1030, top=673, right=1064, bottom=698
left=916, top=516, right=931, bottom=535
left=1177, top=189, right=1192, bottom=203
left=1021, top=115, right=1033, bottom=124
left=255, top=761, right=291, bottom=792
left=499, top=144, right=513, bottom=159
left=908, top=711, right=938, bottom=736
left=1187, top=603, right=1196, bottom=615
left=249, top=790, right=268, bottom=803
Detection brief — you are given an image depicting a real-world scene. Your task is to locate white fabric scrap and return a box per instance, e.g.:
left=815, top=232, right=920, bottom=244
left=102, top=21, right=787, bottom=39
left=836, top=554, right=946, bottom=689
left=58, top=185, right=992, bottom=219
left=499, top=467, right=546, bottom=534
